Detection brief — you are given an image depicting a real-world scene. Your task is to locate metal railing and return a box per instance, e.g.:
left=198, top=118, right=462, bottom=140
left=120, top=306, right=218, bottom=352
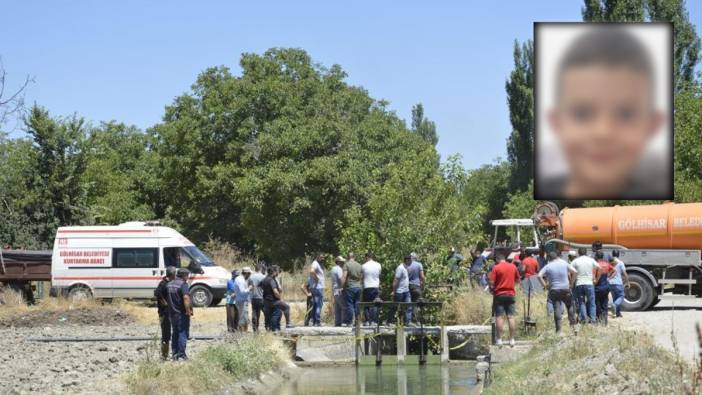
left=354, top=300, right=444, bottom=365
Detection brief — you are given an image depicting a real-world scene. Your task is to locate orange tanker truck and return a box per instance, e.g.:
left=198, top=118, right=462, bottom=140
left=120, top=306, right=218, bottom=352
left=488, top=201, right=702, bottom=311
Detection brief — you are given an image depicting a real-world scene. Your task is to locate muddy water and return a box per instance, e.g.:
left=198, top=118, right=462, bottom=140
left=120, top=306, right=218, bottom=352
left=272, top=363, right=479, bottom=395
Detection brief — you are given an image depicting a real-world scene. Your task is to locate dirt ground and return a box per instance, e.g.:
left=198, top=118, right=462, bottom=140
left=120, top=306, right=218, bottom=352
left=0, top=306, right=134, bottom=328
left=618, top=297, right=702, bottom=363
left=0, top=304, right=227, bottom=395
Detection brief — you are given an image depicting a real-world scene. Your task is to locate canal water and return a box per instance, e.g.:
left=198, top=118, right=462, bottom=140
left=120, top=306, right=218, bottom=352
left=271, top=363, right=479, bottom=395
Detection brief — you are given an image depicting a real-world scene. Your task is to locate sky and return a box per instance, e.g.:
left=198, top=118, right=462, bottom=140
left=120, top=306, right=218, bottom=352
left=2, top=1, right=702, bottom=170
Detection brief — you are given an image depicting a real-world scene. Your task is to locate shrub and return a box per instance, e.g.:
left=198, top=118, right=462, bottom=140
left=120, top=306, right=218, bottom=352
left=126, top=334, right=290, bottom=395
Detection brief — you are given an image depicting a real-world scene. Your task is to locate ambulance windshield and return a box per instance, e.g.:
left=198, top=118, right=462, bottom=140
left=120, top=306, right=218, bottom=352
left=184, top=246, right=215, bottom=267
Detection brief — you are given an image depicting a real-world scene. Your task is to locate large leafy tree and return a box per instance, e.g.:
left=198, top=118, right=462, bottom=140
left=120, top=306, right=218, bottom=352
left=0, top=107, right=91, bottom=248
left=154, top=48, right=440, bottom=264
left=505, top=40, right=534, bottom=192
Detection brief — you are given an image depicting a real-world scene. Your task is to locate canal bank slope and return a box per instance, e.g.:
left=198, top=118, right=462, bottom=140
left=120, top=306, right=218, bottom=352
left=484, top=326, right=700, bottom=394
left=125, top=334, right=293, bottom=395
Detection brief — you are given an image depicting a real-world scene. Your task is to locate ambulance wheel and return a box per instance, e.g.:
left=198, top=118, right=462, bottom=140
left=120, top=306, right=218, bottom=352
left=190, top=285, right=213, bottom=307
left=68, top=285, right=92, bottom=302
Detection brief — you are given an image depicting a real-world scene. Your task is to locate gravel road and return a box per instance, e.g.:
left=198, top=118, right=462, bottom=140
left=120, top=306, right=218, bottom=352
left=619, top=297, right=702, bottom=363
left=0, top=321, right=224, bottom=394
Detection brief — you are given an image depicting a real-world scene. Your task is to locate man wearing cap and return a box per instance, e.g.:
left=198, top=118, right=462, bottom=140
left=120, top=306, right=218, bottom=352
left=167, top=268, right=193, bottom=360
left=226, top=269, right=240, bottom=332
left=235, top=267, right=253, bottom=331
left=154, top=266, right=176, bottom=360
left=331, top=256, right=346, bottom=326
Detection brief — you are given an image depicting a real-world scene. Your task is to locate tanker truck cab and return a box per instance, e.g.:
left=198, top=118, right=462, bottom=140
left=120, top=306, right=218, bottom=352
left=486, top=219, right=541, bottom=260
left=51, top=222, right=230, bottom=307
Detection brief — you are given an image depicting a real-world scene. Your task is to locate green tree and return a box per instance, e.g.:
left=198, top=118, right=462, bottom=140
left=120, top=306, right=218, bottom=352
left=411, top=103, right=438, bottom=146
left=153, top=48, right=441, bottom=265
left=505, top=40, right=534, bottom=192
left=673, top=81, right=702, bottom=202
left=646, top=0, right=701, bottom=91
left=583, top=0, right=700, bottom=92
left=0, top=107, right=91, bottom=248
left=337, top=153, right=480, bottom=297
left=82, top=122, right=156, bottom=224
left=582, top=0, right=645, bottom=21
left=0, top=136, right=39, bottom=247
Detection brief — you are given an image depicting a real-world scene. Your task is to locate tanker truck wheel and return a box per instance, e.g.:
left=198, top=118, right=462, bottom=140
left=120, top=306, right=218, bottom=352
left=622, top=273, right=655, bottom=311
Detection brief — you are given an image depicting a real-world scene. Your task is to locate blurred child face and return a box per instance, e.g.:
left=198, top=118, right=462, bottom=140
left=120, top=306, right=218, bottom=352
left=550, top=64, right=662, bottom=189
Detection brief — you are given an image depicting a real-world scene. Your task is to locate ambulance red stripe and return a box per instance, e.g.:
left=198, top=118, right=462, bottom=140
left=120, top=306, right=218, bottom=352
left=53, top=276, right=212, bottom=280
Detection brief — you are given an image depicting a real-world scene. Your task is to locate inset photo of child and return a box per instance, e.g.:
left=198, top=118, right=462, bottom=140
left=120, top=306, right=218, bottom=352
left=534, top=23, right=672, bottom=200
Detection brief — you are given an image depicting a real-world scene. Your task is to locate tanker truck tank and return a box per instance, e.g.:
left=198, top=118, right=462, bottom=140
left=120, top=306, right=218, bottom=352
left=559, top=202, right=702, bottom=251
left=531, top=201, right=702, bottom=311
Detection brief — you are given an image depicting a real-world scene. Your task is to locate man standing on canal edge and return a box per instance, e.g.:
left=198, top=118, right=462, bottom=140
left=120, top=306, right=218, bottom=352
left=488, top=254, right=520, bottom=347
left=167, top=268, right=193, bottom=360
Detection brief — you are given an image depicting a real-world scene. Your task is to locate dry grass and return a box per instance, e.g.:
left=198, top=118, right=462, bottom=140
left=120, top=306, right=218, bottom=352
left=202, top=239, right=257, bottom=271
left=0, top=287, right=102, bottom=320
left=115, top=300, right=227, bottom=325
left=126, top=334, right=290, bottom=395
left=485, top=325, right=699, bottom=394
left=442, top=287, right=493, bottom=325
left=441, top=286, right=552, bottom=338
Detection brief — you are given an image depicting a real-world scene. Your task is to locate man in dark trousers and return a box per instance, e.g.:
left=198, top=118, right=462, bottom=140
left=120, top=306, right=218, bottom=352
left=261, top=265, right=291, bottom=331
left=154, top=266, right=176, bottom=360
left=248, top=264, right=267, bottom=332
left=167, top=268, right=193, bottom=360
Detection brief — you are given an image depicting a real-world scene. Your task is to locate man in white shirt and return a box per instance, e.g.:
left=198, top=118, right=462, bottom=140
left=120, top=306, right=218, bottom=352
left=570, top=247, right=601, bottom=323
left=361, top=252, right=382, bottom=326
left=330, top=256, right=346, bottom=327
left=309, top=254, right=326, bottom=326
left=386, top=256, right=412, bottom=325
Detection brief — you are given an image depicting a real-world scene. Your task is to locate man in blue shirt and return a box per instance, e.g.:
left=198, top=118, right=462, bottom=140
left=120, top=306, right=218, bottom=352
left=538, top=251, right=577, bottom=333
left=469, top=250, right=486, bottom=288
left=225, top=269, right=239, bottom=332
left=167, top=268, right=192, bottom=360
left=386, top=256, right=412, bottom=325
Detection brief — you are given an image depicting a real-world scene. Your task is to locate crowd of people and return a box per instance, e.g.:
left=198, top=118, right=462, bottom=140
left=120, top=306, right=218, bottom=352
left=485, top=240, right=631, bottom=347
left=151, top=241, right=630, bottom=358
left=217, top=252, right=428, bottom=334
left=299, top=252, right=427, bottom=327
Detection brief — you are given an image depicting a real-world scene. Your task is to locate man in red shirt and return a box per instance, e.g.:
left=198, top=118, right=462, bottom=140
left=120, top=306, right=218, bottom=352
left=488, top=254, right=521, bottom=347
left=521, top=251, right=540, bottom=278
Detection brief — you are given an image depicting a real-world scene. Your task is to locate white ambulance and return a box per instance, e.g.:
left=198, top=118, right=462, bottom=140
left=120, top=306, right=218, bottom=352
left=51, top=222, right=231, bottom=307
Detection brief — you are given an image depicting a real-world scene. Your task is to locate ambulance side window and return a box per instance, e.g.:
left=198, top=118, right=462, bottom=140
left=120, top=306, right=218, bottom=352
left=163, top=247, right=195, bottom=269
left=113, top=248, right=158, bottom=268
left=164, top=247, right=180, bottom=268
